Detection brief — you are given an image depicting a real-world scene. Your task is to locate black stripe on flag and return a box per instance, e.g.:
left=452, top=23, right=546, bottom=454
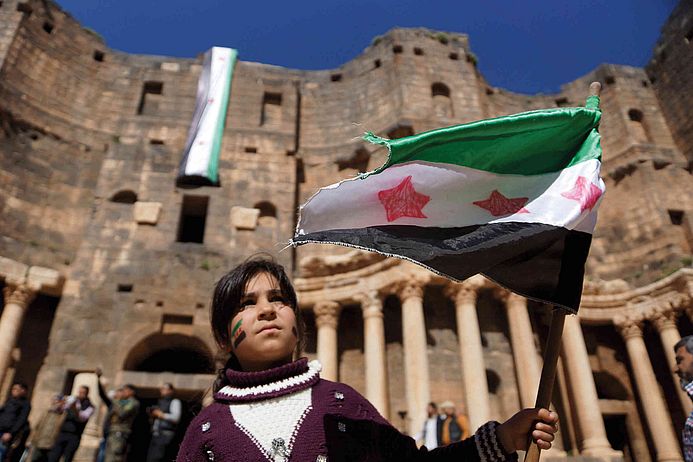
left=293, top=222, right=592, bottom=312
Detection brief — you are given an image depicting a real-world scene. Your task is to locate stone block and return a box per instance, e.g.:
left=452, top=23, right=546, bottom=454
left=160, top=62, right=180, bottom=72
left=134, top=201, right=162, bottom=225
left=230, top=206, right=260, bottom=230
left=27, top=266, right=63, bottom=294
left=0, top=257, right=28, bottom=285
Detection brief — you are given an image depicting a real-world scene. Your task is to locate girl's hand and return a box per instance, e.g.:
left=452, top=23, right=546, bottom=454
left=496, top=408, right=558, bottom=453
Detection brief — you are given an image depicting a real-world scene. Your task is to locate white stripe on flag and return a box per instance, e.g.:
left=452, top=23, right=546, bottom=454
left=297, top=159, right=604, bottom=235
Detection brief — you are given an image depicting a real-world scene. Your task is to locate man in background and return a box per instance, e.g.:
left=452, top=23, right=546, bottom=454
left=0, top=383, right=30, bottom=461
left=675, top=335, right=693, bottom=462
left=414, top=402, right=441, bottom=449
left=104, top=384, right=139, bottom=462
left=48, top=385, right=94, bottom=462
left=28, top=394, right=64, bottom=462
left=437, top=400, right=470, bottom=446
left=146, top=383, right=181, bottom=462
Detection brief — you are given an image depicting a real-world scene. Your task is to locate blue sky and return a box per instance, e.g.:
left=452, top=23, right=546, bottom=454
left=57, top=0, right=677, bottom=94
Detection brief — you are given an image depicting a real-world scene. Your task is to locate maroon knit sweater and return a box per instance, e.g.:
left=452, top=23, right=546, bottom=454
left=177, top=358, right=516, bottom=461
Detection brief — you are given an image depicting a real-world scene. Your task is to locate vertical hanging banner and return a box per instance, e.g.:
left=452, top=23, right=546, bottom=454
left=177, top=46, right=237, bottom=186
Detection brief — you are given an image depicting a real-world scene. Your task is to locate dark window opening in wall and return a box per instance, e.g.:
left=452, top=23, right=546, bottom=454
left=117, top=284, right=133, bottom=293
left=653, top=159, right=671, bottom=170
left=628, top=109, right=644, bottom=122
left=485, top=87, right=494, bottom=95
left=137, top=81, right=164, bottom=115
left=331, top=73, right=342, bottom=82
left=336, top=148, right=370, bottom=173
left=244, top=146, right=257, bottom=153
left=392, top=45, right=403, bottom=54
left=449, top=52, right=459, bottom=60
left=649, top=76, right=657, bottom=84
left=374, top=59, right=381, bottom=68
left=686, top=26, right=693, bottom=44
left=641, top=80, right=649, bottom=87
left=93, top=50, right=104, bottom=62
left=627, top=108, right=649, bottom=143
left=254, top=201, right=277, bottom=218
left=156, top=301, right=164, bottom=307
left=431, top=82, right=450, bottom=98
left=177, top=195, right=208, bottom=243
left=387, top=125, right=414, bottom=140
left=413, top=47, right=424, bottom=56
left=668, top=210, right=684, bottom=226
left=110, top=190, right=137, bottom=204
left=261, top=92, right=282, bottom=126
left=555, top=97, right=570, bottom=107
left=16, top=2, right=32, bottom=15
left=432, top=82, right=453, bottom=118
left=162, top=314, right=193, bottom=325
left=604, top=76, right=615, bottom=85
left=149, top=139, right=164, bottom=145
left=42, top=22, right=54, bottom=34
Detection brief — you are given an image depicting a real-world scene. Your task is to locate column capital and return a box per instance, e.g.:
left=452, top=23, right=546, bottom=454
left=495, top=288, right=527, bottom=308
left=313, top=301, right=341, bottom=329
left=2, top=284, right=36, bottom=307
left=650, top=304, right=678, bottom=333
left=614, top=315, right=644, bottom=340
left=445, top=279, right=483, bottom=306
left=393, top=279, right=424, bottom=301
left=355, top=291, right=384, bottom=320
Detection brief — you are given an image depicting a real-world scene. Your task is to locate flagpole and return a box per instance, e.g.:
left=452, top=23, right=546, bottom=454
left=523, top=81, right=601, bottom=462
left=522, top=308, right=566, bottom=462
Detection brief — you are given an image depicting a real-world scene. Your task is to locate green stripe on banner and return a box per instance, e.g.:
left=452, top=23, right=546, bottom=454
left=364, top=103, right=601, bottom=177
left=208, top=48, right=237, bottom=183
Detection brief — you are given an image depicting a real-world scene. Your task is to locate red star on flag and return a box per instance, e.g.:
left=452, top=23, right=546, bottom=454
left=378, top=176, right=430, bottom=222
left=561, top=176, right=602, bottom=212
left=473, top=190, right=529, bottom=216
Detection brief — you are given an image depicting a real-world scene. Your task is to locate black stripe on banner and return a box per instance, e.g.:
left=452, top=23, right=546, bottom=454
left=293, top=222, right=592, bottom=312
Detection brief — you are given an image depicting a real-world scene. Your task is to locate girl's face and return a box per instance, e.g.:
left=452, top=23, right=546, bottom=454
left=228, top=272, right=298, bottom=371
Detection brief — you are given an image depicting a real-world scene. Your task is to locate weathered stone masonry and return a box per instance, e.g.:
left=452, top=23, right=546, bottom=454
left=0, top=0, right=691, bottom=460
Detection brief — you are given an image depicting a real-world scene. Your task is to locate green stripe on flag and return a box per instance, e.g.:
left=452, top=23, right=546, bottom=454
left=364, top=105, right=601, bottom=177
left=207, top=49, right=237, bottom=183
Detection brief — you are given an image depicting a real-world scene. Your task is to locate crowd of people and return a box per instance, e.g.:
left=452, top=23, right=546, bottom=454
left=0, top=373, right=183, bottom=462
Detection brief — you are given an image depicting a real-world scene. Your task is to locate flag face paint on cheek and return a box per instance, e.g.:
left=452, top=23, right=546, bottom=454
left=231, top=319, right=246, bottom=349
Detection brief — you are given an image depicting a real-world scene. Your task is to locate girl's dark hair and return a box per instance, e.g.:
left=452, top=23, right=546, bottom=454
left=211, top=256, right=305, bottom=391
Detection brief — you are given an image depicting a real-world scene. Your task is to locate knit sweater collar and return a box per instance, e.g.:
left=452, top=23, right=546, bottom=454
left=214, top=358, right=322, bottom=403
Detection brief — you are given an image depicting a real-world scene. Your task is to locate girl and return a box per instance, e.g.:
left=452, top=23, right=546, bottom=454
left=177, top=257, right=558, bottom=461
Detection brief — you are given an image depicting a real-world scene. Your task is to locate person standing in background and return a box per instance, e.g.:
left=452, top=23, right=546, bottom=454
left=146, top=383, right=181, bottom=462
left=47, top=386, right=94, bottom=462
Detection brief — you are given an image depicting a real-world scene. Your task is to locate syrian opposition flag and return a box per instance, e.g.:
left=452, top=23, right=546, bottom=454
left=292, top=96, right=604, bottom=312
left=177, top=47, right=237, bottom=186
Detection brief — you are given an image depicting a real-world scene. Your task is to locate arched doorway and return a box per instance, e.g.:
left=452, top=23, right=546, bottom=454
left=122, top=333, right=216, bottom=460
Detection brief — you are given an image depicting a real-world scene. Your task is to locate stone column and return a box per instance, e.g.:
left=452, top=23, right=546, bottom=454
left=616, top=317, right=683, bottom=462
left=501, top=291, right=542, bottom=408
left=314, top=301, right=341, bottom=381
left=446, top=278, right=490, bottom=431
left=651, top=305, right=693, bottom=417
left=561, top=315, right=620, bottom=457
left=397, top=280, right=430, bottom=436
left=358, top=291, right=389, bottom=418
left=0, top=284, right=36, bottom=386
